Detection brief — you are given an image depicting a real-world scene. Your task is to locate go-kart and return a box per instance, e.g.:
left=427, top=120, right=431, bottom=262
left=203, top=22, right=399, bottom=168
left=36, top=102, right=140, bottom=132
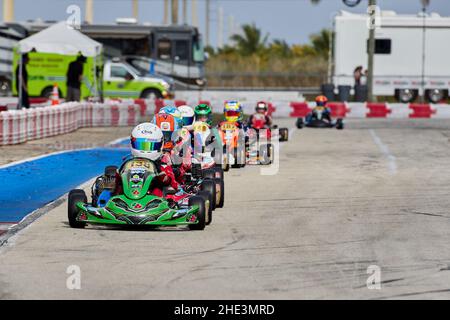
left=246, top=116, right=276, bottom=165
left=296, top=107, right=344, bottom=130
left=68, top=158, right=208, bottom=230
left=190, top=121, right=226, bottom=207
left=218, top=121, right=246, bottom=168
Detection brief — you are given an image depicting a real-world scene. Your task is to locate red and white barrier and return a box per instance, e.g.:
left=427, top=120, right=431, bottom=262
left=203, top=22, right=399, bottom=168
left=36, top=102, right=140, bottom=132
left=288, top=102, right=450, bottom=119
left=0, top=101, right=141, bottom=146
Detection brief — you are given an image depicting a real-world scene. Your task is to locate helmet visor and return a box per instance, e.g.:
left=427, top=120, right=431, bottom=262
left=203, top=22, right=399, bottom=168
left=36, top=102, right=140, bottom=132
left=182, top=116, right=194, bottom=126
left=225, top=110, right=240, bottom=118
left=131, top=138, right=162, bottom=152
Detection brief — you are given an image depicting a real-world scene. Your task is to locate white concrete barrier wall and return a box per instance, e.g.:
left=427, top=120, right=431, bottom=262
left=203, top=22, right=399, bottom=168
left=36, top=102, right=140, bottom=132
left=0, top=101, right=141, bottom=146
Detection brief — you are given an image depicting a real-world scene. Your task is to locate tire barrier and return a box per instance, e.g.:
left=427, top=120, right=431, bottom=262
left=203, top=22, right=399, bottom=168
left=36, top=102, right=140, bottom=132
left=0, top=101, right=141, bottom=146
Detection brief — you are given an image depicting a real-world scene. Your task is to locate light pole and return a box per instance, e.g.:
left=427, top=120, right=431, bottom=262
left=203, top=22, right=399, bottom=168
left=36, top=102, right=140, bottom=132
left=420, top=0, right=430, bottom=102
left=367, top=0, right=376, bottom=102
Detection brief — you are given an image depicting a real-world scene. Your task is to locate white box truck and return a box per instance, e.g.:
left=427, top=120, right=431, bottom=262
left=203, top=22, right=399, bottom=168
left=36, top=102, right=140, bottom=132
left=332, top=10, right=450, bottom=103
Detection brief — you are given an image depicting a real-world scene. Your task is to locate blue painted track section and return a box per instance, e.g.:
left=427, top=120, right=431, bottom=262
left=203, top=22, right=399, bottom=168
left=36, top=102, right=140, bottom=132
left=0, top=143, right=129, bottom=223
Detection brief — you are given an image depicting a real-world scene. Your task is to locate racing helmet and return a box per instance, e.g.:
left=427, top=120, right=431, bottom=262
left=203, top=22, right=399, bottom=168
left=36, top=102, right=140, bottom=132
left=194, top=103, right=213, bottom=125
left=224, top=100, right=243, bottom=122
left=178, top=105, right=195, bottom=127
left=153, top=113, right=178, bottom=149
left=159, top=105, right=184, bottom=128
left=315, top=95, right=328, bottom=107
left=256, top=101, right=268, bottom=114
left=130, top=123, right=163, bottom=161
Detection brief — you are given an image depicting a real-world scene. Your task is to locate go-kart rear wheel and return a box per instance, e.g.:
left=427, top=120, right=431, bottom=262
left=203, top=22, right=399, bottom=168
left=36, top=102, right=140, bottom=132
left=68, top=189, right=87, bottom=229
left=296, top=118, right=304, bottom=129
left=201, top=179, right=216, bottom=210
left=188, top=196, right=206, bottom=230
left=279, top=128, right=289, bottom=142
left=203, top=169, right=215, bottom=180
left=198, top=191, right=212, bottom=225
left=104, top=165, right=118, bottom=177
left=215, top=177, right=225, bottom=208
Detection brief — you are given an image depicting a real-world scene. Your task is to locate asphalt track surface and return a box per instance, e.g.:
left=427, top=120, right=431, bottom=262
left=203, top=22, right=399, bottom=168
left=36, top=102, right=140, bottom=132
left=1, top=118, right=450, bottom=299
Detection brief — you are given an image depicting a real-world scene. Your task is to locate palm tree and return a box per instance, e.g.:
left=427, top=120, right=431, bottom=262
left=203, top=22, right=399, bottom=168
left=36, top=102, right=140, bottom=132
left=230, top=23, right=269, bottom=56
left=269, top=39, right=292, bottom=58
left=310, top=29, right=331, bottom=60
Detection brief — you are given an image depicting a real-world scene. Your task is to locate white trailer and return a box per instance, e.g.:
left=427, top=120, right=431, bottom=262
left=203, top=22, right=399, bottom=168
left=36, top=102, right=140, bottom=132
left=332, top=10, right=450, bottom=103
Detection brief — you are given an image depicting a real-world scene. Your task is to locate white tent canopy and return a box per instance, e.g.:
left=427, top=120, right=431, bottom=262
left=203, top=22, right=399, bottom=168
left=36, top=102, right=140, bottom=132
left=17, top=21, right=102, bottom=56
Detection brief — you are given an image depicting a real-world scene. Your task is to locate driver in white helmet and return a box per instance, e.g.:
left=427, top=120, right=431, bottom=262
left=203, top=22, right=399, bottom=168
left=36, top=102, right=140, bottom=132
left=114, top=122, right=180, bottom=197
left=177, top=105, right=195, bottom=130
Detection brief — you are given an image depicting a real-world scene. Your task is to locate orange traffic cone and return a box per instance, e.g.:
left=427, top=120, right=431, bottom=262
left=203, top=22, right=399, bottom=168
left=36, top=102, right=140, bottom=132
left=51, top=83, right=59, bottom=106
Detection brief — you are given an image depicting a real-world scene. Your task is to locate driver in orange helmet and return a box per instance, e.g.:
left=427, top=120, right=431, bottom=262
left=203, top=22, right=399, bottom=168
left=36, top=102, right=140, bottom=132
left=306, top=95, right=332, bottom=124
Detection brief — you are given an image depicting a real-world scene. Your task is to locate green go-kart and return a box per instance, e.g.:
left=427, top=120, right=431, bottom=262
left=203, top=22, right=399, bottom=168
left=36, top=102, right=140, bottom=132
left=67, top=158, right=207, bottom=230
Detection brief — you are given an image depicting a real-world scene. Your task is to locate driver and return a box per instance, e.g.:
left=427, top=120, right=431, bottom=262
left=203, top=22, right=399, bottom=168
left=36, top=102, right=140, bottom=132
left=114, top=123, right=181, bottom=197
left=247, top=101, right=272, bottom=128
left=154, top=113, right=192, bottom=184
left=306, top=95, right=332, bottom=123
left=219, top=100, right=245, bottom=129
left=178, top=105, right=195, bottom=130
left=194, top=103, right=213, bottom=127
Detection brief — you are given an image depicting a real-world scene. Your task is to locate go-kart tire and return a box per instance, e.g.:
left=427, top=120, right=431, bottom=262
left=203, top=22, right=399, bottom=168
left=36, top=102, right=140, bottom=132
left=104, top=165, right=118, bottom=177
left=240, top=147, right=246, bottom=168
left=232, top=147, right=243, bottom=168
left=336, top=119, right=344, bottom=130
left=279, top=128, right=289, bottom=142
left=213, top=166, right=224, bottom=181
left=201, top=179, right=216, bottom=210
left=260, top=144, right=273, bottom=165
left=296, top=118, right=304, bottom=129
left=198, top=190, right=212, bottom=225
left=68, top=189, right=87, bottom=229
left=188, top=196, right=206, bottom=230
left=220, top=146, right=230, bottom=172
left=215, top=177, right=225, bottom=208
left=203, top=169, right=215, bottom=180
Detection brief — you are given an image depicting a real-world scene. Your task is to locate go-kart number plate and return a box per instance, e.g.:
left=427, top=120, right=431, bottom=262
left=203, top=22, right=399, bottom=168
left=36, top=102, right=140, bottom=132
left=221, top=123, right=237, bottom=131
left=193, top=123, right=209, bottom=132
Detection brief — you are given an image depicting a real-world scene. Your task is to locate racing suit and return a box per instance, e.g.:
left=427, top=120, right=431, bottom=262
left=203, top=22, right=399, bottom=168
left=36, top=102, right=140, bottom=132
left=163, top=139, right=193, bottom=185
left=247, top=113, right=272, bottom=129
left=306, top=107, right=332, bottom=124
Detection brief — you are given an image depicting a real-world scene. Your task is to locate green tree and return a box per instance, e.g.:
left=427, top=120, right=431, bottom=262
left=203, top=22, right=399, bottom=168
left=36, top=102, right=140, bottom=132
left=309, top=29, right=331, bottom=60
left=230, top=23, right=269, bottom=56
left=268, top=39, right=292, bottom=58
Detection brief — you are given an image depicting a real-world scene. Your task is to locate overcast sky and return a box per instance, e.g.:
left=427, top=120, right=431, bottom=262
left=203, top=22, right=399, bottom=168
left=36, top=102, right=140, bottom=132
left=3, top=0, right=450, bottom=45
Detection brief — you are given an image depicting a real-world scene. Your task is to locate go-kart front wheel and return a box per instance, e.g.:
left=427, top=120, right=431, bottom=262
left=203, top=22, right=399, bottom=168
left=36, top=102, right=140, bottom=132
left=68, top=189, right=87, bottom=229
left=188, top=196, right=206, bottom=230
left=198, top=190, right=213, bottom=225
left=260, top=144, right=273, bottom=165
left=215, top=177, right=225, bottom=208
left=296, top=118, right=304, bottom=129
left=279, top=128, right=289, bottom=142
left=336, top=119, right=344, bottom=130
left=201, top=179, right=216, bottom=210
